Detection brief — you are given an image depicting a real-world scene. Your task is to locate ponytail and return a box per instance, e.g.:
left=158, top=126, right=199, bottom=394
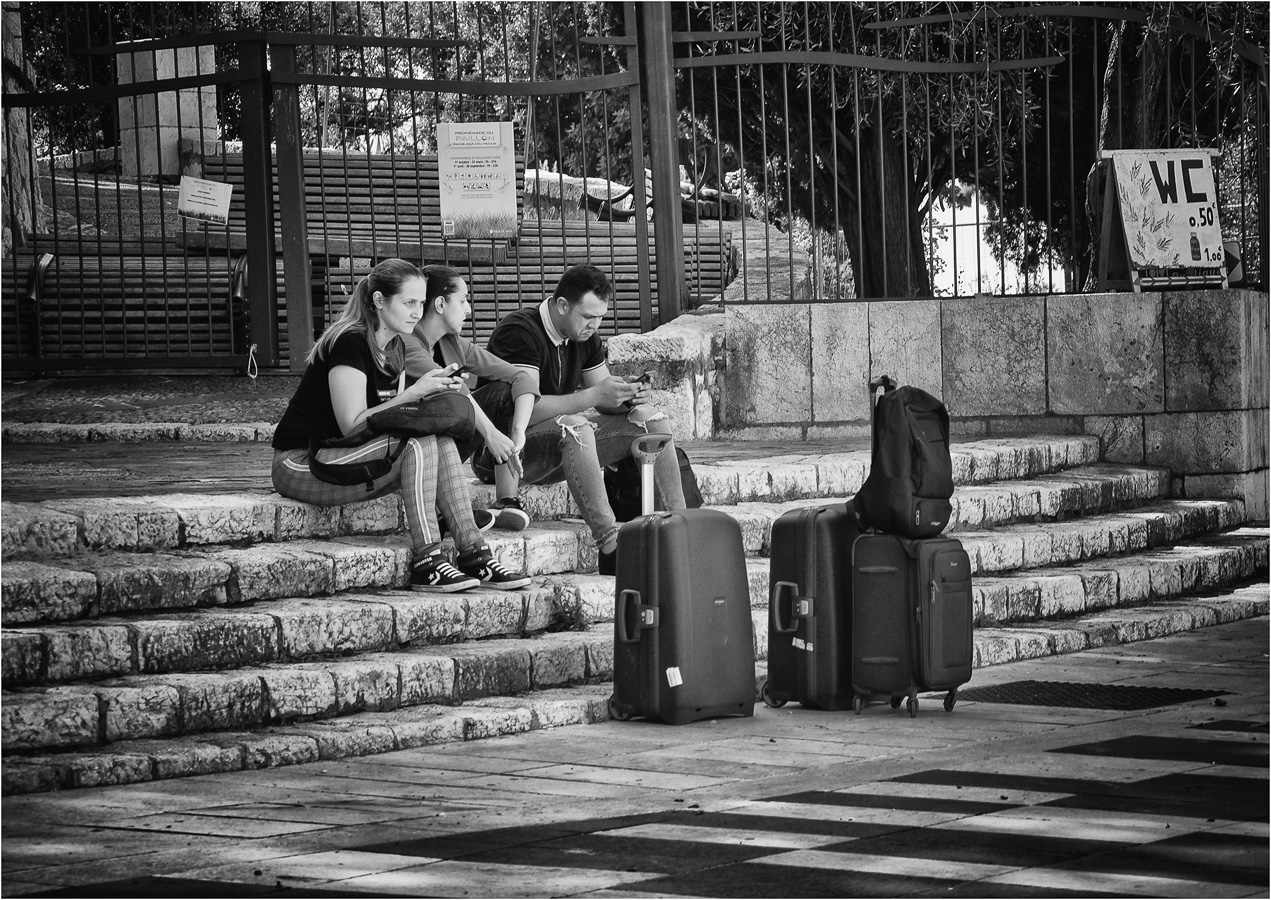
left=310, top=258, right=423, bottom=372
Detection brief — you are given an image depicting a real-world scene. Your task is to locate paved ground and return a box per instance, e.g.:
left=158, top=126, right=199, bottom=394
left=2, top=617, right=1266, bottom=898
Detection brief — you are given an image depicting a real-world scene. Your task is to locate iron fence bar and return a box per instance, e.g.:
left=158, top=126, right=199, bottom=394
left=847, top=3, right=862, bottom=301
left=237, top=37, right=278, bottom=366
left=626, top=0, right=655, bottom=333
left=731, top=1, right=750, bottom=303
left=639, top=1, right=685, bottom=325
left=673, top=49, right=1064, bottom=71
left=801, top=2, right=815, bottom=299
left=271, top=43, right=314, bottom=370
left=873, top=4, right=885, bottom=298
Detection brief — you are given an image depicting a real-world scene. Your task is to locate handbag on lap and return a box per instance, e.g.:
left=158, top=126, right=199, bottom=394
left=308, top=374, right=475, bottom=490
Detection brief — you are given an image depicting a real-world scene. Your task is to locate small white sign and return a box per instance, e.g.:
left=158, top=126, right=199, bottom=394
left=178, top=176, right=233, bottom=226
left=1109, top=149, right=1224, bottom=270
left=665, top=667, right=683, bottom=688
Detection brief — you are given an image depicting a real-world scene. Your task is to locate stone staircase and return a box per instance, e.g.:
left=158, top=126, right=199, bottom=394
left=2, top=434, right=1267, bottom=795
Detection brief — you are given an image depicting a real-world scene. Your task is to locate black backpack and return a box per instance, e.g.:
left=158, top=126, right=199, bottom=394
left=853, top=376, right=954, bottom=538
left=604, top=447, right=704, bottom=522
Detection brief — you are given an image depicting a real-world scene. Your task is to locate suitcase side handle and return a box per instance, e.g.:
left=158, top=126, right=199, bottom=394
left=616, top=588, right=658, bottom=644
left=771, top=580, right=803, bottom=634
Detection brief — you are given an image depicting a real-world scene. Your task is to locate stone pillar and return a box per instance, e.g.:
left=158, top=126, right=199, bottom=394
left=116, top=44, right=218, bottom=180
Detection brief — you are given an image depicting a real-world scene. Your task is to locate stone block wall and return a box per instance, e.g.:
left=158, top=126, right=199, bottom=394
left=615, top=287, right=1268, bottom=521
left=607, top=217, right=1266, bottom=521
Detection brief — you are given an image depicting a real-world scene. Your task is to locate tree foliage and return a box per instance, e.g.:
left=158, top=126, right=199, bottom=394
left=673, top=1, right=1267, bottom=297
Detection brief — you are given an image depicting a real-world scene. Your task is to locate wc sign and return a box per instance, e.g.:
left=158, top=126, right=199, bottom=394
left=1107, top=148, right=1223, bottom=270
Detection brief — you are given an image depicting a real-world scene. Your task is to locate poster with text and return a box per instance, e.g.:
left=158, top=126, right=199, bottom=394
left=1109, top=149, right=1223, bottom=271
left=177, top=175, right=233, bottom=226
left=438, top=121, right=518, bottom=240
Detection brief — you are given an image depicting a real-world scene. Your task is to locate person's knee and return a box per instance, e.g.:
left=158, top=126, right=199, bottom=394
left=556, top=414, right=598, bottom=455
left=628, top=404, right=672, bottom=434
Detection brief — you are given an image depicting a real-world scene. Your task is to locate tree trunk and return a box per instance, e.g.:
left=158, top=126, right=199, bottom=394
left=845, top=130, right=931, bottom=298
left=1084, top=15, right=1170, bottom=288
left=2, top=0, right=44, bottom=254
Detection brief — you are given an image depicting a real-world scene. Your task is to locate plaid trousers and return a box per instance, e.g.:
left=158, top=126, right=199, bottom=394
left=272, top=433, right=480, bottom=559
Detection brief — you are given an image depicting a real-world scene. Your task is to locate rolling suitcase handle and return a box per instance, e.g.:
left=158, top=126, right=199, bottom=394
left=615, top=437, right=669, bottom=648
left=630, top=434, right=673, bottom=517
left=616, top=588, right=659, bottom=643
left=771, top=580, right=812, bottom=634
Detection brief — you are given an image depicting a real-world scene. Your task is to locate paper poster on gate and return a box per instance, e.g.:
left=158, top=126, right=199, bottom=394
left=437, top=121, right=518, bottom=240
left=177, top=175, right=232, bottom=225
left=1108, top=149, right=1224, bottom=271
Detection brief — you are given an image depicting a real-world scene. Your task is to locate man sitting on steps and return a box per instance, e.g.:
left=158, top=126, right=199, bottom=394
left=470, top=264, right=687, bottom=574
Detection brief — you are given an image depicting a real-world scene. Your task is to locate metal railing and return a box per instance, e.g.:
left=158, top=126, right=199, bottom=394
left=2, top=2, right=1265, bottom=374
left=674, top=2, right=1267, bottom=301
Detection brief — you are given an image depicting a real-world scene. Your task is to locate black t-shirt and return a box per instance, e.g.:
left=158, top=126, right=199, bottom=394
left=271, top=331, right=405, bottom=451
left=481, top=305, right=605, bottom=396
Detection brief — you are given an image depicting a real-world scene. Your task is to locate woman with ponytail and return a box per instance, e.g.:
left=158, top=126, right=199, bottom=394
left=271, top=258, right=529, bottom=592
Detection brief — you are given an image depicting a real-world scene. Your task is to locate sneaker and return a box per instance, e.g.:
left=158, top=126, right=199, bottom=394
left=456, top=544, right=532, bottom=590
left=409, top=554, right=479, bottom=593
left=438, top=508, right=495, bottom=538
left=489, top=497, right=530, bottom=532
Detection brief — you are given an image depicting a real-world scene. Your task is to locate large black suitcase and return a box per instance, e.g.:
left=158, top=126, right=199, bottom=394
left=850, top=532, right=973, bottom=716
left=762, top=502, right=861, bottom=710
left=608, top=436, right=755, bottom=725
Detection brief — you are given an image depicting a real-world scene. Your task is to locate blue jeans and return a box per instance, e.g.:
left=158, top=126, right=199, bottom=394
left=470, top=381, right=687, bottom=549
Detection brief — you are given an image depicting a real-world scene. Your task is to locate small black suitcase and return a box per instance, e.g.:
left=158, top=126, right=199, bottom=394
left=850, top=532, right=973, bottom=716
left=762, top=502, right=861, bottom=710
left=608, top=436, right=756, bottom=725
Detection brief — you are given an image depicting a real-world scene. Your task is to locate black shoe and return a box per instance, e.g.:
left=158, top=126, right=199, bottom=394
left=409, top=554, right=479, bottom=593
left=489, top=497, right=530, bottom=532
left=598, top=546, right=617, bottom=576
left=456, top=543, right=531, bottom=590
left=439, top=508, right=495, bottom=538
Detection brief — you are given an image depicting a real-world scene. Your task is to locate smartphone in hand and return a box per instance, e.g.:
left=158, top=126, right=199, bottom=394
left=450, top=363, right=472, bottom=378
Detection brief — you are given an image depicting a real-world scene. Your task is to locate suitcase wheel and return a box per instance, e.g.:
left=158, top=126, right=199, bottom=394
left=889, top=696, right=902, bottom=710
left=760, top=681, right=788, bottom=709
left=943, top=689, right=957, bottom=713
left=852, top=695, right=864, bottom=715
left=607, top=694, right=634, bottom=722
left=905, top=694, right=918, bottom=718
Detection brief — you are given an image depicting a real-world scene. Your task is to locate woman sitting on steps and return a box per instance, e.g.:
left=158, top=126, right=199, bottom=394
left=403, top=264, right=540, bottom=533
left=270, top=258, right=530, bottom=593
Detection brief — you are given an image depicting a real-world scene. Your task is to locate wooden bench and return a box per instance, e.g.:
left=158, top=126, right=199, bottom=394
left=323, top=220, right=738, bottom=345
left=1, top=242, right=298, bottom=367
left=196, top=151, right=525, bottom=266
left=581, top=139, right=744, bottom=223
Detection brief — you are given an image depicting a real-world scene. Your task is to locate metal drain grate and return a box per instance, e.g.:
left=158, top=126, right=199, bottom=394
left=949, top=680, right=1230, bottom=711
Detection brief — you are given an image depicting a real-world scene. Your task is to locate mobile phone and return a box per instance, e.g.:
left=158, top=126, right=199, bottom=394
left=449, top=363, right=472, bottom=378
left=638, top=370, right=653, bottom=384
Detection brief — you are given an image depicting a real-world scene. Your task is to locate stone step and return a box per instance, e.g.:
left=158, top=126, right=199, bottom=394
left=0, top=473, right=1201, bottom=629
left=6, top=526, right=1263, bottom=689
left=4, top=583, right=1265, bottom=797
left=0, top=629, right=611, bottom=756
left=2, top=435, right=1101, bottom=562
left=2, top=526, right=1264, bottom=756
left=3, top=506, right=1260, bottom=685
left=748, top=529, right=1268, bottom=660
